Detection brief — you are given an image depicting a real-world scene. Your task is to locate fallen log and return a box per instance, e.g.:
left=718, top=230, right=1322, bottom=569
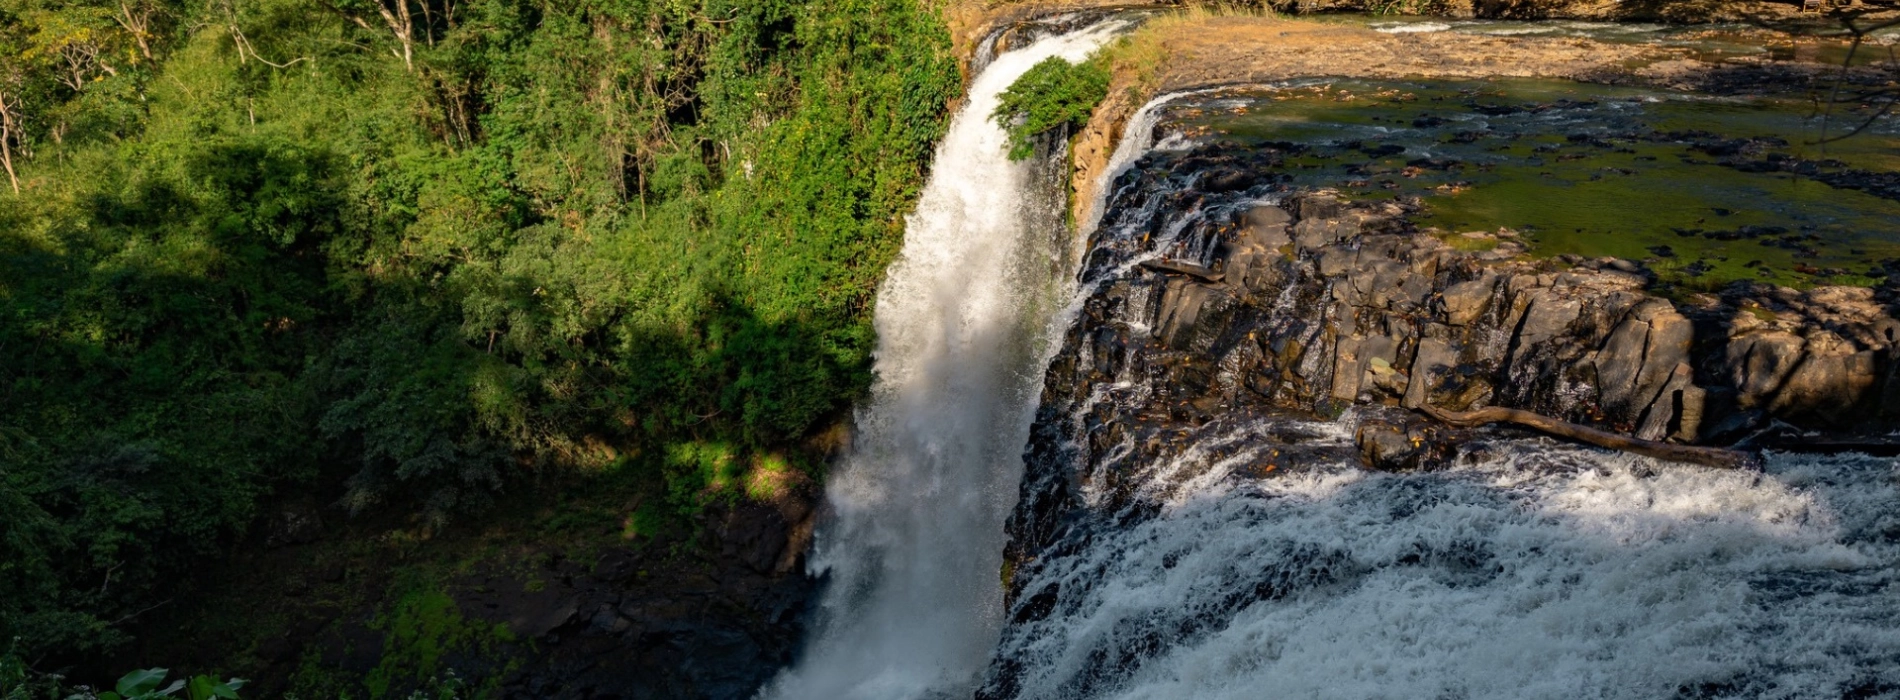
left=1138, top=258, right=1224, bottom=283
left=1417, top=405, right=1759, bottom=470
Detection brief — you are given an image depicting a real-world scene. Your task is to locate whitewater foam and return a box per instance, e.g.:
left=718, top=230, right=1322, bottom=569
left=989, top=429, right=1900, bottom=700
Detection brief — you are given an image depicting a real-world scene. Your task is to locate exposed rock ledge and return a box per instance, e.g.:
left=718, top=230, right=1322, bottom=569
left=983, top=154, right=1900, bottom=694
left=1059, top=187, right=1900, bottom=454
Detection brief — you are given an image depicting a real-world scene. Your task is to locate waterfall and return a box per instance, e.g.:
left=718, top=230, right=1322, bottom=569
left=1080, top=87, right=1217, bottom=236
left=974, top=83, right=1900, bottom=697
left=759, top=20, right=1129, bottom=700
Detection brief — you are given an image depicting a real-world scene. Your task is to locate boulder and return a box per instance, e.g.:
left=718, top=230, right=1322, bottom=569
left=1238, top=205, right=1293, bottom=249
left=1354, top=414, right=1453, bottom=472
left=1154, top=279, right=1237, bottom=352
left=1403, top=334, right=1459, bottom=410
left=1512, top=290, right=1584, bottom=355
left=1770, top=348, right=1881, bottom=423
left=1293, top=217, right=1357, bottom=250
left=1593, top=299, right=1692, bottom=426
left=1726, top=330, right=1806, bottom=408
left=1440, top=277, right=1496, bottom=326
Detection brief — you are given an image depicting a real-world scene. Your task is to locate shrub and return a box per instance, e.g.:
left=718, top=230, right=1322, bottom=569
left=992, top=55, right=1112, bottom=160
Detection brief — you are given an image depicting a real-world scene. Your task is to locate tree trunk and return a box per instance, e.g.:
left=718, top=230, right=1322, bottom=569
left=1417, top=405, right=1758, bottom=470
left=115, top=1, right=154, bottom=61
left=374, top=0, right=415, bottom=71
left=0, top=93, right=19, bottom=194
left=2, top=125, right=19, bottom=194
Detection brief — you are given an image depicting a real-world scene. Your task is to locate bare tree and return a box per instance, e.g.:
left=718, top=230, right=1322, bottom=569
left=206, top=0, right=308, bottom=68
left=112, top=0, right=159, bottom=61
left=19, top=9, right=123, bottom=93
left=364, top=0, right=416, bottom=71
left=323, top=0, right=456, bottom=72
left=48, top=36, right=117, bottom=92
left=0, top=72, right=24, bottom=194
left=1813, top=13, right=1900, bottom=143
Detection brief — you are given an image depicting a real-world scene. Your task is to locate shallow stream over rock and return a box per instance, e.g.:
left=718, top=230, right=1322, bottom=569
left=1153, top=78, right=1900, bottom=288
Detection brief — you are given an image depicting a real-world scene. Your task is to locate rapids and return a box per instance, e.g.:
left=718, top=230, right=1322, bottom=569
left=978, top=78, right=1900, bottom=699
left=983, top=421, right=1900, bottom=699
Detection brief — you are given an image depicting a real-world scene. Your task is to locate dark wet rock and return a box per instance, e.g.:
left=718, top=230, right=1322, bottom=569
left=1203, top=169, right=1258, bottom=192
left=1649, top=131, right=1900, bottom=206
left=717, top=498, right=812, bottom=576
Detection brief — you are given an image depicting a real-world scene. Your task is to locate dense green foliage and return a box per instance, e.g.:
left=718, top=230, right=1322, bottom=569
left=0, top=0, right=958, bottom=681
left=992, top=55, right=1110, bottom=161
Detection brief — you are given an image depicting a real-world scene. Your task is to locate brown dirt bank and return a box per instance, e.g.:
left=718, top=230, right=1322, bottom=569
left=953, top=0, right=1839, bottom=41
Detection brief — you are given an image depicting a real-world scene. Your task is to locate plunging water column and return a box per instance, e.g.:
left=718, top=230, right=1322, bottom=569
left=758, top=20, right=1128, bottom=700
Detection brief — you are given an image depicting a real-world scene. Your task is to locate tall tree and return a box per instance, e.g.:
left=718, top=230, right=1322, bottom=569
left=109, top=0, right=158, bottom=60
left=322, top=0, right=456, bottom=71
left=0, top=25, right=28, bottom=193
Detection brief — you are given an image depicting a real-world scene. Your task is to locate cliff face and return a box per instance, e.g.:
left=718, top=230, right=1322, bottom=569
left=997, top=141, right=1900, bottom=615
left=1201, top=192, right=1900, bottom=442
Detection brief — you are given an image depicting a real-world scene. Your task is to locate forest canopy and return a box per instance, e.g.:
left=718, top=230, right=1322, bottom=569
left=0, top=0, right=958, bottom=677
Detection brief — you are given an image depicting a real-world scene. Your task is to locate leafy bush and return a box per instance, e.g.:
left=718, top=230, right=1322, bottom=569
left=91, top=668, right=244, bottom=700
left=0, top=666, right=242, bottom=700
left=992, top=55, right=1112, bottom=160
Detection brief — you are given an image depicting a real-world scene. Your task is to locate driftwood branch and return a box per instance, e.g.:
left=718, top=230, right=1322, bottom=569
left=1138, top=258, right=1223, bottom=282
left=1418, top=405, right=1757, bottom=470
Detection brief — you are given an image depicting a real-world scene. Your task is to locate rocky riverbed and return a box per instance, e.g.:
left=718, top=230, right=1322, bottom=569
left=1009, top=140, right=1900, bottom=548
left=981, top=120, right=1900, bottom=699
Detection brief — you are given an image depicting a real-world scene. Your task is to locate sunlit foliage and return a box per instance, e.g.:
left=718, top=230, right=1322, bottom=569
left=993, top=55, right=1109, bottom=161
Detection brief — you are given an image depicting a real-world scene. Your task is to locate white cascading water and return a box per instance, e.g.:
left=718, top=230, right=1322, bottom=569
left=989, top=420, right=1900, bottom=699
left=759, top=20, right=1129, bottom=700
left=1079, top=87, right=1215, bottom=237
